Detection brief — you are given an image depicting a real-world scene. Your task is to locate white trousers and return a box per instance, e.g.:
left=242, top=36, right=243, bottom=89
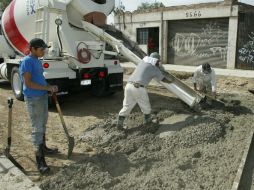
left=197, top=81, right=212, bottom=94
left=119, top=83, right=151, bottom=116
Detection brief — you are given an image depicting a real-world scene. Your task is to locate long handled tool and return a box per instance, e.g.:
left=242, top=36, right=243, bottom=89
left=52, top=94, right=74, bottom=159
left=201, top=92, right=225, bottom=107
left=4, top=98, right=24, bottom=171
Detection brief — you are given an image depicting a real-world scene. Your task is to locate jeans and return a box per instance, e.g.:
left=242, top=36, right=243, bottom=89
left=119, top=83, right=151, bottom=116
left=25, top=94, right=48, bottom=148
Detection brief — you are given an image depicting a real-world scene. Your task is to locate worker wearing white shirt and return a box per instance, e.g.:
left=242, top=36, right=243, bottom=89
left=193, top=63, right=216, bottom=98
left=117, top=52, right=172, bottom=130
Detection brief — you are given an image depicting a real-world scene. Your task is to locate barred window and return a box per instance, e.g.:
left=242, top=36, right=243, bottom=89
left=137, top=28, right=149, bottom=45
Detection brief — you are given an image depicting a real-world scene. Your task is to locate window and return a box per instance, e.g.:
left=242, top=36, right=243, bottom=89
left=137, top=28, right=148, bottom=45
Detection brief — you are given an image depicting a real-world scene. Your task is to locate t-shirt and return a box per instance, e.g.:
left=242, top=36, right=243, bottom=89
left=128, top=59, right=164, bottom=86
left=20, top=55, right=47, bottom=97
left=193, top=65, right=216, bottom=92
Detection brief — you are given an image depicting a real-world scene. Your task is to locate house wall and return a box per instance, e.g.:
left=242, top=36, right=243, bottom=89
left=115, top=12, right=162, bottom=55
left=114, top=3, right=254, bottom=70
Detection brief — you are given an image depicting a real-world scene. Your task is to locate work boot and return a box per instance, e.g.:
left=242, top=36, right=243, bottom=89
left=43, top=134, right=58, bottom=155
left=35, top=144, right=50, bottom=174
left=117, top=116, right=125, bottom=130
left=144, top=114, right=152, bottom=124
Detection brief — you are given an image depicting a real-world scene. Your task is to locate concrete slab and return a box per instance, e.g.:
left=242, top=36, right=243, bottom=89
left=156, top=114, right=191, bottom=138
left=0, top=104, right=4, bottom=111
left=121, top=62, right=254, bottom=78
left=0, top=155, right=41, bottom=190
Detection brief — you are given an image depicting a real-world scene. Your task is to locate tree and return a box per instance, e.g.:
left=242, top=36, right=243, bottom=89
left=137, top=1, right=165, bottom=11
left=0, top=0, right=11, bottom=11
left=114, top=0, right=125, bottom=14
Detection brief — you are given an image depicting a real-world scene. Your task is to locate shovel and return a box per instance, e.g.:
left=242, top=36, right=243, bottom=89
left=52, top=94, right=74, bottom=159
left=202, top=93, right=225, bottom=107
left=4, top=98, right=24, bottom=171
left=249, top=89, right=254, bottom=95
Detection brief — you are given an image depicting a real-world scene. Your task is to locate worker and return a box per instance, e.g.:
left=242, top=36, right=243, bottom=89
left=193, top=63, right=217, bottom=99
left=117, top=52, right=172, bottom=129
left=148, top=38, right=155, bottom=55
left=20, top=38, right=59, bottom=174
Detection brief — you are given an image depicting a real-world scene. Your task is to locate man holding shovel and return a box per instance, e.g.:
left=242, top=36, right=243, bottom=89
left=20, top=38, right=58, bottom=174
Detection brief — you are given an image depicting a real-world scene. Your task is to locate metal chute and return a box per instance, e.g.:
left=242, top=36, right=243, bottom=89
left=82, top=21, right=203, bottom=107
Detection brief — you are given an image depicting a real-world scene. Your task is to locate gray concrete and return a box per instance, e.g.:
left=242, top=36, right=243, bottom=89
left=0, top=155, right=41, bottom=190
left=156, top=114, right=191, bottom=138
left=121, top=62, right=254, bottom=78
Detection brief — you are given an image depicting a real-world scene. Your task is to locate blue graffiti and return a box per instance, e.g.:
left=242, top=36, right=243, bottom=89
left=30, top=0, right=36, bottom=15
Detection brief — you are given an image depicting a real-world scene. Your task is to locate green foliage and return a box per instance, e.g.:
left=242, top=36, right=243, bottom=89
left=114, top=1, right=125, bottom=14
left=0, top=0, right=12, bottom=11
left=137, top=1, right=165, bottom=11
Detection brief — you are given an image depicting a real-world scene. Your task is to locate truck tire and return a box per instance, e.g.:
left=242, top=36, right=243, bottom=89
left=91, top=79, right=114, bottom=97
left=11, top=67, right=24, bottom=101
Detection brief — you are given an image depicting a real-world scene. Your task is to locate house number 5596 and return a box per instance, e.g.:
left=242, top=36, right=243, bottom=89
left=186, top=11, right=202, bottom=18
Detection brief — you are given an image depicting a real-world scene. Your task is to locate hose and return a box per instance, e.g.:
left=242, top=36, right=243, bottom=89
left=76, top=41, right=102, bottom=59
left=57, top=25, right=63, bottom=56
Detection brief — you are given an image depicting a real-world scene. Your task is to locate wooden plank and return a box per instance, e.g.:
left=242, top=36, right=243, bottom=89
left=0, top=155, right=41, bottom=190
left=231, top=131, right=254, bottom=190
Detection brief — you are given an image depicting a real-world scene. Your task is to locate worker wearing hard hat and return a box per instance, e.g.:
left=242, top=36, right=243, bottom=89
left=193, top=63, right=217, bottom=99
left=117, top=52, right=172, bottom=130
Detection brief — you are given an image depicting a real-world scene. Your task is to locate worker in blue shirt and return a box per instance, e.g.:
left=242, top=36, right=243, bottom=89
left=20, top=38, right=58, bottom=174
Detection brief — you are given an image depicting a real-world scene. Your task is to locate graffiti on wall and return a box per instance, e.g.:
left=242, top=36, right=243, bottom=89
left=26, top=0, right=36, bottom=16
left=170, top=22, right=228, bottom=61
left=238, top=32, right=254, bottom=65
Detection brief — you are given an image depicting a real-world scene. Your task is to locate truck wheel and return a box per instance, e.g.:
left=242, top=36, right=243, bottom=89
left=11, top=67, right=24, bottom=101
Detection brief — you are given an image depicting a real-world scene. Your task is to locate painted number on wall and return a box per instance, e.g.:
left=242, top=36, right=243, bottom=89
left=186, top=11, right=202, bottom=18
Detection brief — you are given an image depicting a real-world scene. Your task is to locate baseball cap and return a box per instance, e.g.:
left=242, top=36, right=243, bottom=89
left=202, top=63, right=212, bottom=73
left=29, top=38, right=51, bottom=49
left=150, top=52, right=161, bottom=60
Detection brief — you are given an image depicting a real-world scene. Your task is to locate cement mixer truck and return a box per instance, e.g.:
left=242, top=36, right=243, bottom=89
left=0, top=0, right=124, bottom=100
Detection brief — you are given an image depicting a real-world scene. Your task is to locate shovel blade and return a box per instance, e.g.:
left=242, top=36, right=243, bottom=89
left=67, top=136, right=75, bottom=159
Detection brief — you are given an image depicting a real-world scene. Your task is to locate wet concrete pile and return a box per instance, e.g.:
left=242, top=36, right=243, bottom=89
left=41, top=95, right=254, bottom=190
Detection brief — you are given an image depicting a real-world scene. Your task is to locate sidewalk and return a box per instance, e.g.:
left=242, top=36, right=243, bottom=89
left=0, top=155, right=41, bottom=190
left=121, top=62, right=254, bottom=78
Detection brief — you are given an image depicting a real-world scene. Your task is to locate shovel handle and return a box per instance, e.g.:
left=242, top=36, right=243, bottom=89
left=6, top=98, right=13, bottom=152
left=52, top=93, right=58, bottom=103
left=7, top=98, right=13, bottom=138
left=52, top=94, right=71, bottom=138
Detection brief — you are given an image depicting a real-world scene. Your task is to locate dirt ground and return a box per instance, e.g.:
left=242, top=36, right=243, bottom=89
left=0, top=72, right=254, bottom=190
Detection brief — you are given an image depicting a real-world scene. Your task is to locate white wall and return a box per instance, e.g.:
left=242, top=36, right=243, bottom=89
left=115, top=4, right=242, bottom=68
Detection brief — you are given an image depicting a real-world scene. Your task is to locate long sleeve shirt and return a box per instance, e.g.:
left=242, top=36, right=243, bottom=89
left=193, top=65, right=216, bottom=92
